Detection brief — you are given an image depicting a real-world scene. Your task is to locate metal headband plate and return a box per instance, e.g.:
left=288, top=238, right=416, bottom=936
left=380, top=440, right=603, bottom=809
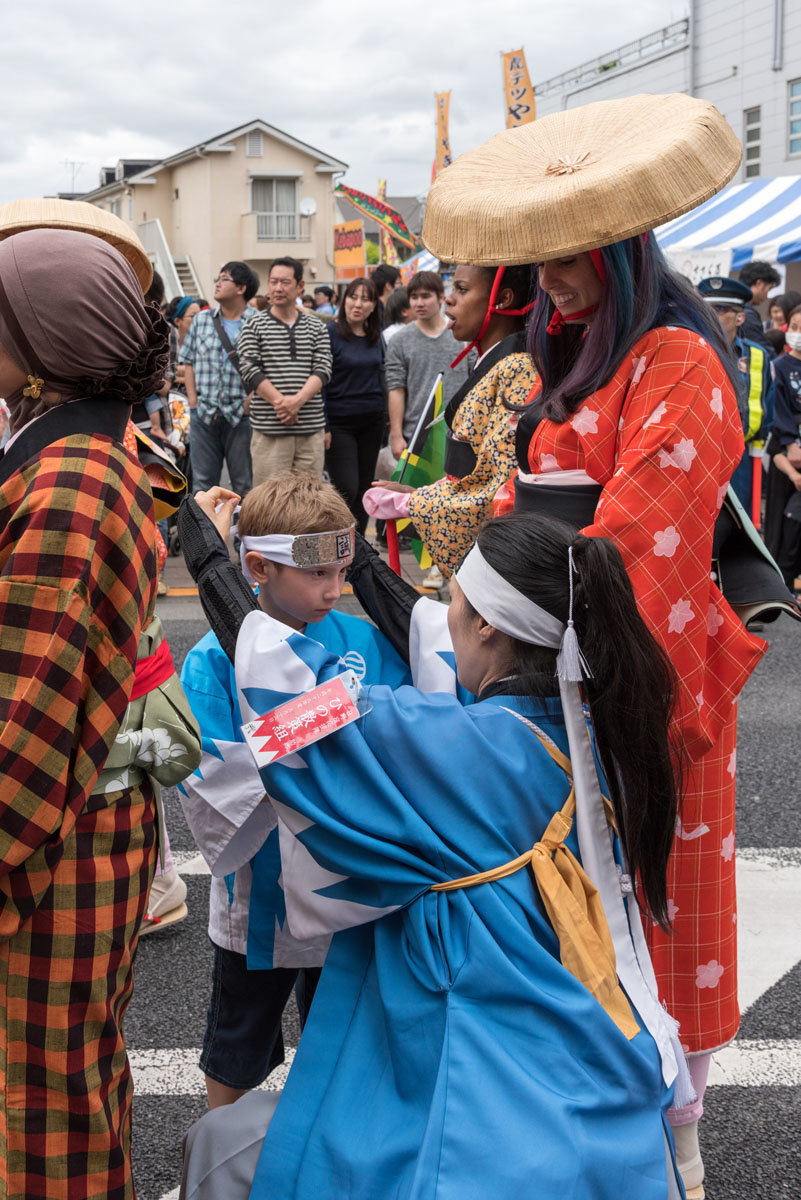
left=290, top=527, right=354, bottom=567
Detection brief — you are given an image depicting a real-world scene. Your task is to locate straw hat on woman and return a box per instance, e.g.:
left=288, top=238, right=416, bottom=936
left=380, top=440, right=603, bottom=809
left=423, top=92, right=765, bottom=1200
left=0, top=224, right=195, bottom=1200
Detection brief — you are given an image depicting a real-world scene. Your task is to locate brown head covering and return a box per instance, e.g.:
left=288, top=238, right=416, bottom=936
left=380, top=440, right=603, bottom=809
left=0, top=228, right=168, bottom=428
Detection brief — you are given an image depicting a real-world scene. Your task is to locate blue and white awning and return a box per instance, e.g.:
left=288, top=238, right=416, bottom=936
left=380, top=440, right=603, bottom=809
left=656, top=177, right=801, bottom=271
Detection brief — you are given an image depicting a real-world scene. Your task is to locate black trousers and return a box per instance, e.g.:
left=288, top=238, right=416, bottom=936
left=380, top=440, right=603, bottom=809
left=325, top=411, right=385, bottom=533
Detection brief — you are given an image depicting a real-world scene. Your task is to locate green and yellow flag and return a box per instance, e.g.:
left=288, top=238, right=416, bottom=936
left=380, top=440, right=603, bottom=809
left=392, top=374, right=445, bottom=569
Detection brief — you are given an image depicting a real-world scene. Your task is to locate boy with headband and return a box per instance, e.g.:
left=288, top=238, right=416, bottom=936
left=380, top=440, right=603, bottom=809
left=179, top=471, right=411, bottom=1109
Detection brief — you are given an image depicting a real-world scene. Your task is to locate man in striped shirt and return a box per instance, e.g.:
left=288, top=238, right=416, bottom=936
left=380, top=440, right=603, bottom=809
left=238, top=257, right=333, bottom=484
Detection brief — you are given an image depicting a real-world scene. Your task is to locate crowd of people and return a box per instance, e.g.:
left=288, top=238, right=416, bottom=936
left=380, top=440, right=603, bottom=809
left=0, top=90, right=798, bottom=1200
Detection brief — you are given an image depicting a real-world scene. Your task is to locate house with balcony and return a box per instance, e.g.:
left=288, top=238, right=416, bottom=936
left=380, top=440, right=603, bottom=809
left=76, top=120, right=348, bottom=299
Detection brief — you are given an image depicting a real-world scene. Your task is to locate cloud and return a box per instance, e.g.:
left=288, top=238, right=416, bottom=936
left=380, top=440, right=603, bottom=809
left=1, top=0, right=679, bottom=201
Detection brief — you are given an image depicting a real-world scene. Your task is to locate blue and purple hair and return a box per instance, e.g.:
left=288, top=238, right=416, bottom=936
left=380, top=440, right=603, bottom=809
left=523, top=233, right=740, bottom=421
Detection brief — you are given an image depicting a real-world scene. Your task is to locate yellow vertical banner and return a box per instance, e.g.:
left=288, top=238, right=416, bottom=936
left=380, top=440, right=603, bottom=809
left=377, top=179, right=400, bottom=265
left=502, top=49, right=536, bottom=127
left=434, top=91, right=453, bottom=176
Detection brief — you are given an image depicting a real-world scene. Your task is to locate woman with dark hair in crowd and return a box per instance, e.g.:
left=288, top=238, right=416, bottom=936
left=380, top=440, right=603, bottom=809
left=324, top=275, right=385, bottom=532
left=767, top=290, right=801, bottom=331
left=0, top=226, right=200, bottom=1199
left=177, top=496, right=689, bottom=1199
left=381, top=284, right=411, bottom=342
left=367, top=262, right=537, bottom=575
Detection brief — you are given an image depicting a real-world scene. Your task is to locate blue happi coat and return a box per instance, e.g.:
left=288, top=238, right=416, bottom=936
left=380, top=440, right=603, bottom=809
left=235, top=610, right=679, bottom=1200
left=179, top=608, right=411, bottom=964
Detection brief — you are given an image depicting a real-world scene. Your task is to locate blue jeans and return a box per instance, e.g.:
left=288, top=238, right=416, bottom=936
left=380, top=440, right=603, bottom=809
left=190, top=408, right=252, bottom=495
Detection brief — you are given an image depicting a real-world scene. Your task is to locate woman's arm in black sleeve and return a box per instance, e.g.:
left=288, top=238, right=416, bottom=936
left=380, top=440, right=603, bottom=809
left=177, top=496, right=258, bottom=663
left=346, top=532, right=420, bottom=663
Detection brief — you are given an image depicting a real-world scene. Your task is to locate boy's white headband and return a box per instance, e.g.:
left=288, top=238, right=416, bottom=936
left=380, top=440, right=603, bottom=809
left=239, top=527, right=354, bottom=585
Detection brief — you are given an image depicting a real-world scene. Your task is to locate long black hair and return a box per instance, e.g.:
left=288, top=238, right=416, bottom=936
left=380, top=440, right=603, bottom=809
left=469, top=512, right=682, bottom=929
left=334, top=277, right=382, bottom=347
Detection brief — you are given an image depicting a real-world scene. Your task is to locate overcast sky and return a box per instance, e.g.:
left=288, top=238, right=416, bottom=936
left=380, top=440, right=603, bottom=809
left=2, top=0, right=687, bottom=203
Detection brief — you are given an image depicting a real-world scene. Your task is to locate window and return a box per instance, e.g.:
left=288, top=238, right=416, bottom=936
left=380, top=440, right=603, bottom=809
left=109, top=198, right=122, bottom=218
left=744, top=107, right=761, bottom=178
left=251, top=177, right=298, bottom=240
left=245, top=130, right=263, bottom=158
left=790, top=79, right=801, bottom=156
left=127, top=195, right=133, bottom=221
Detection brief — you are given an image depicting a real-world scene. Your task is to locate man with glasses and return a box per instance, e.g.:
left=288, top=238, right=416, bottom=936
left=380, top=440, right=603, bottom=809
left=699, top=275, right=774, bottom=510
left=181, top=261, right=260, bottom=493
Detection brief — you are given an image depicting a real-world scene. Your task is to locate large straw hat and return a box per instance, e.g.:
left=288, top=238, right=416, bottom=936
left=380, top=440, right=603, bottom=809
left=0, top=198, right=153, bottom=291
left=422, top=94, right=741, bottom=265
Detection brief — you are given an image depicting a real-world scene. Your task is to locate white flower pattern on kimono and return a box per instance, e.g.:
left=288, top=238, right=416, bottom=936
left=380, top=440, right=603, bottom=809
left=630, top=356, right=647, bottom=384
left=675, top=816, right=710, bottom=841
left=696, top=960, right=724, bottom=989
left=657, top=438, right=697, bottom=472
left=717, top=483, right=728, bottom=509
left=710, top=387, right=724, bottom=418
left=653, top=526, right=681, bottom=557
left=539, top=453, right=559, bottom=472
left=668, top=599, right=695, bottom=633
left=667, top=899, right=679, bottom=922
left=570, top=408, right=599, bottom=436
left=707, top=604, right=725, bottom=636
left=721, top=831, right=735, bottom=862
left=643, top=400, right=667, bottom=428
left=139, top=728, right=189, bottom=769
left=727, top=749, right=737, bottom=778
left=103, top=769, right=132, bottom=792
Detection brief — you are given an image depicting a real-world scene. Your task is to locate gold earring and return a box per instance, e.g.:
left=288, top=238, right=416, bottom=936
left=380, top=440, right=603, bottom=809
left=22, top=375, right=44, bottom=399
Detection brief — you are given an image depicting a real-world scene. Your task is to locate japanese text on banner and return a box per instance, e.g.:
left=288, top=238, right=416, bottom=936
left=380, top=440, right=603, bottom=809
left=502, top=49, right=536, bottom=128
left=435, top=91, right=452, bottom=176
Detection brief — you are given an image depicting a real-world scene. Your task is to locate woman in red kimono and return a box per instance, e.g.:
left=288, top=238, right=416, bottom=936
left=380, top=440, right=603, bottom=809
left=421, top=93, right=775, bottom=1200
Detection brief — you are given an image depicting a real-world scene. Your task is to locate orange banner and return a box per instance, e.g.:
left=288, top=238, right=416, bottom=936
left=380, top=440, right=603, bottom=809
left=377, top=179, right=400, bottom=266
left=502, top=49, right=536, bottom=128
left=333, top=219, right=366, bottom=281
left=435, top=91, right=453, bottom=176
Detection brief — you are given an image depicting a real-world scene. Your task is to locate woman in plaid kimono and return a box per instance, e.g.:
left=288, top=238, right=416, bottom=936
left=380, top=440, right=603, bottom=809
left=0, top=227, right=175, bottom=1200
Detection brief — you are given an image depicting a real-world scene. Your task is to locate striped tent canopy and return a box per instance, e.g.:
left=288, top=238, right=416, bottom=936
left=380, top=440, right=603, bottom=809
left=656, top=177, right=801, bottom=270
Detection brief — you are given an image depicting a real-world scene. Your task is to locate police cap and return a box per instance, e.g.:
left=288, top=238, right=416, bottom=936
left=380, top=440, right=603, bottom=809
left=697, top=276, right=752, bottom=307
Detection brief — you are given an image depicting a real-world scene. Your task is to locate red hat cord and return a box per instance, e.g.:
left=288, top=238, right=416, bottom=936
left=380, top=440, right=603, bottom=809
left=450, top=266, right=537, bottom=368
left=545, top=233, right=648, bottom=335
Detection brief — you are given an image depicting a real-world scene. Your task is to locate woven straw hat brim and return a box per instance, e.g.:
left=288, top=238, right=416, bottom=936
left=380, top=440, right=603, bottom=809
left=422, top=94, right=742, bottom=265
left=0, top=198, right=153, bottom=291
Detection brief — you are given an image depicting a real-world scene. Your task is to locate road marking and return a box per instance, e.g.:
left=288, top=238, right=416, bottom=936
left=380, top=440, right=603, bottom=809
left=736, top=848, right=801, bottom=1013
left=709, top=1039, right=801, bottom=1087
left=131, top=1047, right=295, bottom=1097
left=172, top=850, right=210, bottom=875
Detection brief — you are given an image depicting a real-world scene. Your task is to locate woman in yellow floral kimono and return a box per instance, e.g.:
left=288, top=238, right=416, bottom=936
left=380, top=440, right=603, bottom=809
left=369, top=263, right=537, bottom=575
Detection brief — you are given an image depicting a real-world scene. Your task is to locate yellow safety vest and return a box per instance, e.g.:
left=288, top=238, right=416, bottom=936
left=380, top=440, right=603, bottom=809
left=744, top=343, right=766, bottom=448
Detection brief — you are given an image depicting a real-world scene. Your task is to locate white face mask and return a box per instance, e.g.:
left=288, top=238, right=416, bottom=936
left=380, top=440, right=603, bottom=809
left=786, top=330, right=801, bottom=351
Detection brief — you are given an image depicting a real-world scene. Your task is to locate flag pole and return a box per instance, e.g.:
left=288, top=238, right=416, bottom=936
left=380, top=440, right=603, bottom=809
left=396, top=372, right=444, bottom=484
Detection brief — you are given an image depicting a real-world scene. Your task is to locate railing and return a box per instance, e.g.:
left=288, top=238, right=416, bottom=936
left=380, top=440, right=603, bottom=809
left=137, top=218, right=183, bottom=297
left=256, top=212, right=298, bottom=241
left=535, top=19, right=689, bottom=97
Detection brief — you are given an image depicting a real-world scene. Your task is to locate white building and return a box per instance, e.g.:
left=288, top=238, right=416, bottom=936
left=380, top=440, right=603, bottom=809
left=533, top=4, right=801, bottom=289
left=535, top=4, right=801, bottom=183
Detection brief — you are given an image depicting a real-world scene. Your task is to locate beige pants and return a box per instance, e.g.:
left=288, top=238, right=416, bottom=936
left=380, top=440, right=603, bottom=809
left=250, top=429, right=325, bottom=485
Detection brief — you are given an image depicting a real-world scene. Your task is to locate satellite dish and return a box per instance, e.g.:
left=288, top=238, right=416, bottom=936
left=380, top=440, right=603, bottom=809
left=299, top=197, right=317, bottom=217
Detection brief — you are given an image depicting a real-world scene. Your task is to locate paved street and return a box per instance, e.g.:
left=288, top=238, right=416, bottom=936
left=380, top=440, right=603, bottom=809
left=125, top=582, right=801, bottom=1200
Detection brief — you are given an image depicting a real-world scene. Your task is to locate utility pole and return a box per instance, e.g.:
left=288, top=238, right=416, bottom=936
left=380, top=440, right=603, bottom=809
left=63, top=160, right=86, bottom=193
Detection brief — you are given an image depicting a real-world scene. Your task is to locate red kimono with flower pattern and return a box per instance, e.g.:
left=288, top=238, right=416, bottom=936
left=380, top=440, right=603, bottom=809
left=496, top=326, right=766, bottom=1054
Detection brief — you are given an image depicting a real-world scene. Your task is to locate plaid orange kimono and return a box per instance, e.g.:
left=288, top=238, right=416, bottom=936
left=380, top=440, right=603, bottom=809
left=497, top=326, right=767, bottom=1054
left=0, top=414, right=158, bottom=1199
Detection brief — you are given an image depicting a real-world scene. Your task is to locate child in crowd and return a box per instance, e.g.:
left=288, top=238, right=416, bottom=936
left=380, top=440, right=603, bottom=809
left=179, top=472, right=411, bottom=1108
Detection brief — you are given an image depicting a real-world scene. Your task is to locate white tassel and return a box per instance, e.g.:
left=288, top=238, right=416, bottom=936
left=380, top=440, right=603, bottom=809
left=556, top=622, right=584, bottom=681
left=662, top=1007, right=697, bottom=1109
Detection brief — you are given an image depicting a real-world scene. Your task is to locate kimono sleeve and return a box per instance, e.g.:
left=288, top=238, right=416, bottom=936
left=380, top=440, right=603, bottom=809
left=582, top=332, right=748, bottom=754
left=179, top=634, right=272, bottom=877
left=235, top=611, right=483, bottom=940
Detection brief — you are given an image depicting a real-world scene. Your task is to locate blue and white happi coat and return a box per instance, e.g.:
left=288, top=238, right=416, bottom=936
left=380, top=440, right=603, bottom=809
left=235, top=609, right=680, bottom=1200
left=179, top=609, right=411, bottom=964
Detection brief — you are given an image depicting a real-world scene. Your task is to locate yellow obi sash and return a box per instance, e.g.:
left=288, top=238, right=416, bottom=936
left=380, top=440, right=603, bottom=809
left=431, top=726, right=640, bottom=1040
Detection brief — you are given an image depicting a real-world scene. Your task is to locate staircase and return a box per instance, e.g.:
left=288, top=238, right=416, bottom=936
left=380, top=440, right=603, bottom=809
left=173, top=256, right=202, bottom=299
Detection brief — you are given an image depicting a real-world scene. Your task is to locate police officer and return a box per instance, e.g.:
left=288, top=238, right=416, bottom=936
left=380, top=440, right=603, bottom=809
left=699, top=275, right=774, bottom=515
